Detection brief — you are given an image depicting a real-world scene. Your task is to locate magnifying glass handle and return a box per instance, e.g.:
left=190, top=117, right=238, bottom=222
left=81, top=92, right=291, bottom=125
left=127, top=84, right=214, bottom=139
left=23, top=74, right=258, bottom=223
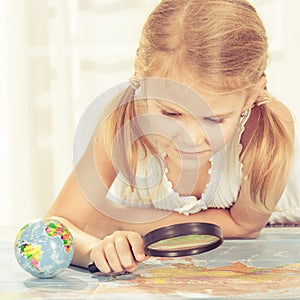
left=88, top=262, right=99, bottom=273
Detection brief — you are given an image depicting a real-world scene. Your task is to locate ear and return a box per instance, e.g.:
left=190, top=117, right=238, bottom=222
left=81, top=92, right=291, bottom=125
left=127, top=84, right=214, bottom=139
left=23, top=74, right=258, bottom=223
left=242, top=75, right=267, bottom=111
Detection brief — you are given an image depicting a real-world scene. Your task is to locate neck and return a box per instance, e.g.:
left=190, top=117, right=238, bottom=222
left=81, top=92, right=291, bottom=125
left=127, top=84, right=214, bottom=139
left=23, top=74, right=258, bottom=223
left=165, top=157, right=211, bottom=198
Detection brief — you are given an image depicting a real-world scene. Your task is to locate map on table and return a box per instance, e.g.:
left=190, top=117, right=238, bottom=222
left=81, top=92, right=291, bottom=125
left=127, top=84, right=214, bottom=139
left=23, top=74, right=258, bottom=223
left=15, top=234, right=300, bottom=300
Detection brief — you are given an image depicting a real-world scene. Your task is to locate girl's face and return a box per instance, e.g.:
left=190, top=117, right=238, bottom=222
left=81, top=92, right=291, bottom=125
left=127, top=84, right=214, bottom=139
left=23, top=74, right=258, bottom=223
left=143, top=78, right=248, bottom=170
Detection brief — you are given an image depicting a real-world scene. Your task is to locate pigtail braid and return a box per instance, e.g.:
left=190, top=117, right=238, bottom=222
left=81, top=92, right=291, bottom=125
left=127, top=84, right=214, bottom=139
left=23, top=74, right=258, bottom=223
left=241, top=102, right=294, bottom=212
left=103, top=79, right=158, bottom=188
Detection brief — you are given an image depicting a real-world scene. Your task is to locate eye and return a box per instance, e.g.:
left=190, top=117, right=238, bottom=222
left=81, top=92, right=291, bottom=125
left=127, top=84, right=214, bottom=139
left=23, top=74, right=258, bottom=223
left=161, top=110, right=182, bottom=118
left=203, top=117, right=225, bottom=124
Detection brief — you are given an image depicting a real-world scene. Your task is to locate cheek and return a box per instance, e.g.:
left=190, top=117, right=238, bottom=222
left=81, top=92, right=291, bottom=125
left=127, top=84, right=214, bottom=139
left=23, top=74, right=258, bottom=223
left=203, top=120, right=239, bottom=153
left=147, top=115, right=181, bottom=142
left=223, top=121, right=239, bottom=143
left=221, top=118, right=242, bottom=150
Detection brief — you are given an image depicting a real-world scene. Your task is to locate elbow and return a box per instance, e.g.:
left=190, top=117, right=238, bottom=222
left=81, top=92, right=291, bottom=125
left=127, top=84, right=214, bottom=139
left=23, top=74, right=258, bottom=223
left=241, top=230, right=261, bottom=239
left=228, top=209, right=264, bottom=239
left=225, top=229, right=261, bottom=239
left=225, top=219, right=263, bottom=239
left=231, top=226, right=263, bottom=239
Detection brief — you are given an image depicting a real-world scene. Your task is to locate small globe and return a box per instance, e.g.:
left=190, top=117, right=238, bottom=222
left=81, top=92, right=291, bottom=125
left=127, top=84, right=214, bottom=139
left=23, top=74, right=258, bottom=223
left=14, top=218, right=74, bottom=278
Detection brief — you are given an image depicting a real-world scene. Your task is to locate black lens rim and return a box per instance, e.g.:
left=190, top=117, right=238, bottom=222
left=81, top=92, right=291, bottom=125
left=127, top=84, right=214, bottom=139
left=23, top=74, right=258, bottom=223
left=143, top=222, right=223, bottom=257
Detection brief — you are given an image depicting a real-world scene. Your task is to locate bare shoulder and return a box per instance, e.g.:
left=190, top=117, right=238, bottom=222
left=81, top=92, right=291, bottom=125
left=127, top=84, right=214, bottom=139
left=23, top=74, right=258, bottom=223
left=269, top=98, right=294, bottom=122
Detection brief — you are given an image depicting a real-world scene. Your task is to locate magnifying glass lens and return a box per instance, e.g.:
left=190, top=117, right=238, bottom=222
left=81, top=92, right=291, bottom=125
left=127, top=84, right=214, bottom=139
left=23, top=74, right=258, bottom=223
left=144, top=222, right=223, bottom=257
left=148, top=234, right=219, bottom=251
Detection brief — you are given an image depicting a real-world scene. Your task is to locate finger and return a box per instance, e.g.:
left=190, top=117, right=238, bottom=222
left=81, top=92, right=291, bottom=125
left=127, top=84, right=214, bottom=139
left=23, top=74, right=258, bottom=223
left=105, top=243, right=124, bottom=273
left=115, top=236, right=136, bottom=272
left=92, top=249, right=112, bottom=274
left=127, top=231, right=146, bottom=262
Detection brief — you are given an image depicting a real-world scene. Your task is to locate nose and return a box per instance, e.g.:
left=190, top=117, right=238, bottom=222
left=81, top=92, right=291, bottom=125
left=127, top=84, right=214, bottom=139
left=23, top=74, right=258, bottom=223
left=175, top=118, right=206, bottom=148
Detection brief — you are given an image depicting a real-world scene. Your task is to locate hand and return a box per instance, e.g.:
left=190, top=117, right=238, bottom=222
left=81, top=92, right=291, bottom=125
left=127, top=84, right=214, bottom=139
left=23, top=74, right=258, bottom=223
left=90, top=231, right=146, bottom=275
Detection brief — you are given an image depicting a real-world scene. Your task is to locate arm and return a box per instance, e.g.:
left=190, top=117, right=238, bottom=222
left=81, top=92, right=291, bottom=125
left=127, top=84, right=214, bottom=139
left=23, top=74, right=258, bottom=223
left=221, top=99, right=296, bottom=237
left=44, top=170, right=115, bottom=268
left=44, top=130, right=147, bottom=273
left=44, top=214, right=101, bottom=268
left=123, top=196, right=270, bottom=239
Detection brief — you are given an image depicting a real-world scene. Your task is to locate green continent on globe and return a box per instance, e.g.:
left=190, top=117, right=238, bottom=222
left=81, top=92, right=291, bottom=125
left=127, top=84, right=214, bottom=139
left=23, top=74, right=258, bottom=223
left=18, top=243, right=41, bottom=270
left=44, top=220, right=73, bottom=253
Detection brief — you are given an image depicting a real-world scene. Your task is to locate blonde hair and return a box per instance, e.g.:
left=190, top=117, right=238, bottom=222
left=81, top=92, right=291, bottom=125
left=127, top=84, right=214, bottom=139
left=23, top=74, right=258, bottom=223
left=103, top=0, right=294, bottom=211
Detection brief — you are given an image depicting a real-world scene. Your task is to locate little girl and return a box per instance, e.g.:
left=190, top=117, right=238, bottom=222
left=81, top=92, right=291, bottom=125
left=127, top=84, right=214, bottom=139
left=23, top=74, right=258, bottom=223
left=45, top=0, right=299, bottom=275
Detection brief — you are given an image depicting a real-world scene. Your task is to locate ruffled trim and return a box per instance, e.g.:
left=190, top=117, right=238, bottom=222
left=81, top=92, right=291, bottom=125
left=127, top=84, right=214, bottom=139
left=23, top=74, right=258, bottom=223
left=234, top=109, right=252, bottom=198
left=162, top=159, right=212, bottom=214
left=268, top=207, right=300, bottom=224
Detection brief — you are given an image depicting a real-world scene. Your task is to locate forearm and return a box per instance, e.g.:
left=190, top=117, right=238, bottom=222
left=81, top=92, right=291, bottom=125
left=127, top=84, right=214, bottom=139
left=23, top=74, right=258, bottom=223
left=45, top=215, right=101, bottom=268
left=137, top=208, right=263, bottom=239
left=191, top=208, right=262, bottom=238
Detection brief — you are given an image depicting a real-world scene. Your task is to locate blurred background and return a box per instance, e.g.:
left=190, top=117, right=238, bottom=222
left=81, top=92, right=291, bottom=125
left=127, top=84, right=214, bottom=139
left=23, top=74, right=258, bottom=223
left=0, top=0, right=299, bottom=227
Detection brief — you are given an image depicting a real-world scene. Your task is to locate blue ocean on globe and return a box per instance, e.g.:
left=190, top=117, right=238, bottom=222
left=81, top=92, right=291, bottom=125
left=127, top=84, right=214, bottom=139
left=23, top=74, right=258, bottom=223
left=14, top=218, right=74, bottom=278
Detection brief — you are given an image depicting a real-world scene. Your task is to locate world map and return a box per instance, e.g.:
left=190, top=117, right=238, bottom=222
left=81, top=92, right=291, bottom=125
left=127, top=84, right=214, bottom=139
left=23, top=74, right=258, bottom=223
left=5, top=227, right=300, bottom=299
left=91, top=256, right=300, bottom=298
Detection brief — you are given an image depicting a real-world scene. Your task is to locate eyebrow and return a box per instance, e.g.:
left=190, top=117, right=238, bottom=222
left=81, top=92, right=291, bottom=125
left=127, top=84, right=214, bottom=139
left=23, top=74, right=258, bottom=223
left=154, top=102, right=235, bottom=119
left=155, top=101, right=180, bottom=111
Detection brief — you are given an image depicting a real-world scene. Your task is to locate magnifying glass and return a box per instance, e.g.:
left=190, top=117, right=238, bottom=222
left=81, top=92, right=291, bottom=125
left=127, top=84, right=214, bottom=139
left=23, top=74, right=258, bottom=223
left=88, top=222, right=223, bottom=273
left=144, top=222, right=223, bottom=257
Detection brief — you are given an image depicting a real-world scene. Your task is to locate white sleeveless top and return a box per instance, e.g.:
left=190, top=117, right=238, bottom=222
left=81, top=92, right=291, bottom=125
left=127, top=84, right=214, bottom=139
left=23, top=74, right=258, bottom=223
left=106, top=115, right=300, bottom=224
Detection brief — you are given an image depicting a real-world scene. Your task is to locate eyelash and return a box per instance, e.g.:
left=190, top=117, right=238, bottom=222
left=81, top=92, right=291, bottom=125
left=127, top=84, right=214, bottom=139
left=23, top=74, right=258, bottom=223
left=161, top=110, right=225, bottom=124
left=204, top=117, right=225, bottom=124
left=161, top=110, right=182, bottom=118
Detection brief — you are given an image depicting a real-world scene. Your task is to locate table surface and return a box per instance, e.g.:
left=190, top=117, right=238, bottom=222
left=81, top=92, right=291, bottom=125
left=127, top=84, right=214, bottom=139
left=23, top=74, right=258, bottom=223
left=1, top=226, right=300, bottom=300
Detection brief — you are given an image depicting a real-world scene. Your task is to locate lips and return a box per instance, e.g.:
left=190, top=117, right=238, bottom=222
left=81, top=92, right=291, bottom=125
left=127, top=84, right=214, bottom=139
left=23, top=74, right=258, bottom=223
left=175, top=149, right=209, bottom=157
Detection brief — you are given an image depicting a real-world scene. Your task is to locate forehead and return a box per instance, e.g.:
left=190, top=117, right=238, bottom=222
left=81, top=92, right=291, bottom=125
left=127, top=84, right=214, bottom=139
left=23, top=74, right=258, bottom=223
left=142, top=78, right=245, bottom=115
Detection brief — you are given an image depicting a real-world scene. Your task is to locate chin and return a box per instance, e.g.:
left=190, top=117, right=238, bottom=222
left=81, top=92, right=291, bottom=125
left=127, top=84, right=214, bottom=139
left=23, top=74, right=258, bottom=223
left=172, top=154, right=210, bottom=171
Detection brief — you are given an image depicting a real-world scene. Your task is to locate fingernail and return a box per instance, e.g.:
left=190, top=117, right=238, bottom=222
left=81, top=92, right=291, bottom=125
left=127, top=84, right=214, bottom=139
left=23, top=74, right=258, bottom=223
left=136, top=253, right=146, bottom=261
